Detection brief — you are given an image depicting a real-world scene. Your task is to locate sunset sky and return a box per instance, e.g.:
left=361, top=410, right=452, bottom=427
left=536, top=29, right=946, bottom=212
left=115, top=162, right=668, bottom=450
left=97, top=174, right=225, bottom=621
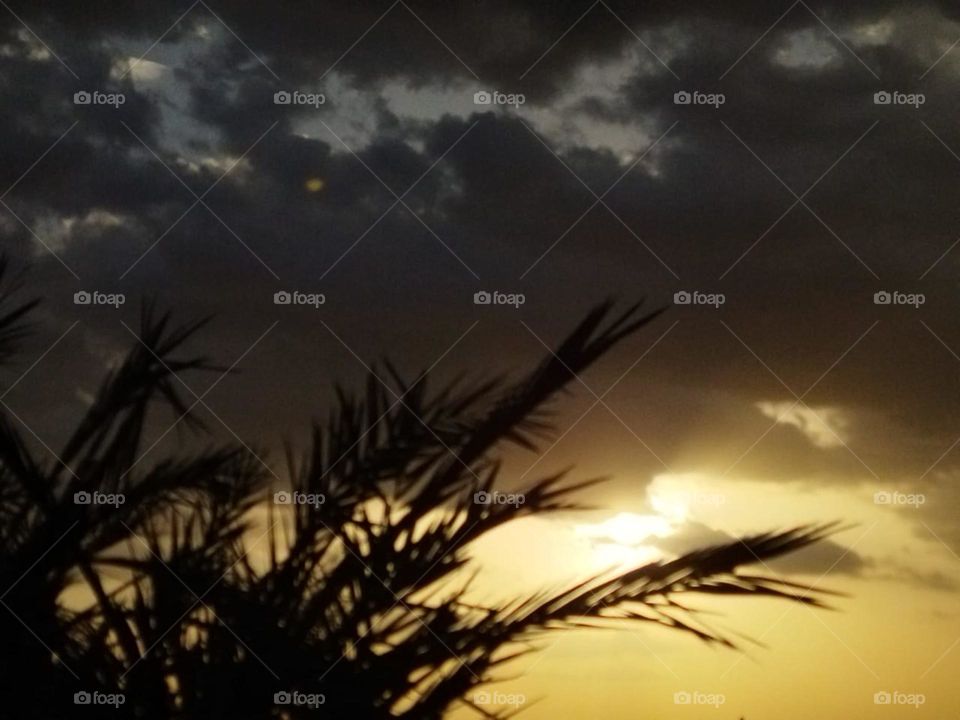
left=2, top=0, right=960, bottom=717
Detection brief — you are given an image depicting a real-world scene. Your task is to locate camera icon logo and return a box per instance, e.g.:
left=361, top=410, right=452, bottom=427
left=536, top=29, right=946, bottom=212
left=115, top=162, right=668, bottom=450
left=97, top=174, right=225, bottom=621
left=474, top=691, right=491, bottom=704
left=674, top=691, right=692, bottom=704
left=73, top=91, right=91, bottom=105
left=274, top=291, right=292, bottom=305
left=473, top=291, right=491, bottom=305
left=873, top=290, right=891, bottom=305
left=474, top=490, right=491, bottom=504
left=74, top=290, right=91, bottom=305
left=673, top=91, right=691, bottom=105
left=74, top=691, right=92, bottom=705
left=274, top=691, right=292, bottom=705
left=74, top=491, right=92, bottom=505
left=274, top=91, right=292, bottom=105
left=474, top=91, right=492, bottom=105
left=274, top=491, right=292, bottom=505
left=873, top=491, right=891, bottom=505
left=673, top=291, right=691, bottom=305
left=874, top=691, right=892, bottom=704
left=873, top=91, right=891, bottom=105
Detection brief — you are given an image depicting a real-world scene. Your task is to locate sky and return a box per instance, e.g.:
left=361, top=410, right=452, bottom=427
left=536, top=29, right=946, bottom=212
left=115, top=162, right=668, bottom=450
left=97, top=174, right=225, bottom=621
left=2, top=0, right=960, bottom=717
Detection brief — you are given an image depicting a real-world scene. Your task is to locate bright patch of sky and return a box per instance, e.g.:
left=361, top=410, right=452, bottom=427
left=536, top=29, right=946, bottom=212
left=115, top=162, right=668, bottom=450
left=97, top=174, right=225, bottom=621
left=0, top=28, right=52, bottom=60
left=847, top=18, right=896, bottom=46
left=773, top=27, right=841, bottom=70
left=300, top=45, right=664, bottom=169
left=110, top=24, right=232, bottom=163
left=33, top=209, right=126, bottom=253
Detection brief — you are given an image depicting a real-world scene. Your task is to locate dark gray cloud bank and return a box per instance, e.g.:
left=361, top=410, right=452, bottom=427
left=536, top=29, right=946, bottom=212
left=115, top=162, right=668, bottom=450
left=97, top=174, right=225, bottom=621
left=2, top=1, right=960, bottom=574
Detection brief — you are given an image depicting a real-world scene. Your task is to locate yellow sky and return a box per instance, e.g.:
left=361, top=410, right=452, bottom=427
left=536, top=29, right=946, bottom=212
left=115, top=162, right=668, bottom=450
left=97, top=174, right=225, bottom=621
left=58, top=465, right=960, bottom=719
left=444, top=471, right=960, bottom=719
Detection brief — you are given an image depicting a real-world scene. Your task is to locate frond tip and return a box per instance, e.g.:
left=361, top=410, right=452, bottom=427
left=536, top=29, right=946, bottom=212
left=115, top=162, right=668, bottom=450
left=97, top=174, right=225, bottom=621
left=525, top=523, right=840, bottom=644
left=0, top=295, right=842, bottom=719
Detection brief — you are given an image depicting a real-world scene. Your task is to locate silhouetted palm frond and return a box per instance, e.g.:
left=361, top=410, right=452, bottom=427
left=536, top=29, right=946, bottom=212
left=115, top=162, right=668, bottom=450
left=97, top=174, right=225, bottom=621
left=0, top=290, right=838, bottom=720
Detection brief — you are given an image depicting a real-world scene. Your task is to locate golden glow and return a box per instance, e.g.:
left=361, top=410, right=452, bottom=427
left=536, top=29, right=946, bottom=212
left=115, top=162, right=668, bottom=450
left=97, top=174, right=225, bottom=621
left=452, top=469, right=960, bottom=719
left=573, top=512, right=676, bottom=573
left=305, top=177, right=326, bottom=192
left=575, top=511, right=675, bottom=546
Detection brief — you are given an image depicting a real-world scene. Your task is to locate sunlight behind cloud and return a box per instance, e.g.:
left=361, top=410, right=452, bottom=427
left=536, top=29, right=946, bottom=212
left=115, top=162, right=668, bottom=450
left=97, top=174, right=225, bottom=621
left=575, top=511, right=675, bottom=546
left=574, top=512, right=676, bottom=573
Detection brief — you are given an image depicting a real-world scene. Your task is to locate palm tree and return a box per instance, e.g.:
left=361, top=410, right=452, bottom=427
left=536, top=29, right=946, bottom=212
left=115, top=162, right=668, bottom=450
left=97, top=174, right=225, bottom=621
left=0, top=263, right=834, bottom=719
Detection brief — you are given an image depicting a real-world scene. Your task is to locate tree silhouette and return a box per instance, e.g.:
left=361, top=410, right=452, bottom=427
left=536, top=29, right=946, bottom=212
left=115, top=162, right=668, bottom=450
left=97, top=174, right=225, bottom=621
left=0, top=265, right=834, bottom=719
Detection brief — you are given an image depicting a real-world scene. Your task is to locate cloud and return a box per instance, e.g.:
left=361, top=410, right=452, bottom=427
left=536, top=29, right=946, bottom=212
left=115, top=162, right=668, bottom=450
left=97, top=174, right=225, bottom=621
left=756, top=402, right=850, bottom=449
left=3, top=0, right=960, bottom=565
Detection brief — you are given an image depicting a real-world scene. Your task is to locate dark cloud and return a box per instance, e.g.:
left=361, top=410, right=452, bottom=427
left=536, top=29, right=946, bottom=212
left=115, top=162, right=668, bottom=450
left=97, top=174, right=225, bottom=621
left=2, top=0, right=960, bottom=569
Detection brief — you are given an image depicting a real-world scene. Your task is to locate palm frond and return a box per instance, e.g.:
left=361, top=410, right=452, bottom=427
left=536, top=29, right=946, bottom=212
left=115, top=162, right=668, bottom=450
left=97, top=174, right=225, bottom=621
left=0, top=294, right=840, bottom=720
